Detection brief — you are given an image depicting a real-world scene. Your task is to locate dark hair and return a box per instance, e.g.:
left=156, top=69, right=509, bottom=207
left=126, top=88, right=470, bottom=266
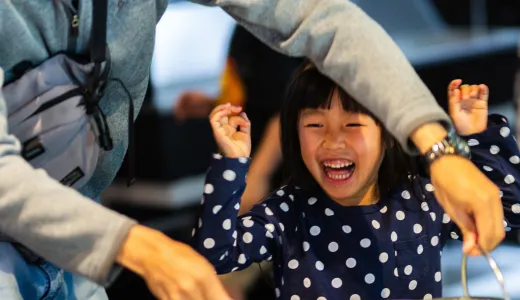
left=280, top=61, right=423, bottom=200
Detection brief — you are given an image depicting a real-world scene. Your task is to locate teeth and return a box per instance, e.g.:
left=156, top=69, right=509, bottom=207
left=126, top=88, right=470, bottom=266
left=323, top=162, right=352, bottom=169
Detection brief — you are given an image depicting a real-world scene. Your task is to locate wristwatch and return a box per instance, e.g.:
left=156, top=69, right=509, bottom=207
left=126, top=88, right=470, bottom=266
left=423, top=129, right=471, bottom=165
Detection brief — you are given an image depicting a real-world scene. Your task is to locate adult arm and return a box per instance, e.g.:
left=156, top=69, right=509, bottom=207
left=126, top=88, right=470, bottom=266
left=191, top=0, right=450, bottom=153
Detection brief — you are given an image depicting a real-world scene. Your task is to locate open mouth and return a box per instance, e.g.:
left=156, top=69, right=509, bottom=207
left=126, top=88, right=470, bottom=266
left=322, top=160, right=356, bottom=181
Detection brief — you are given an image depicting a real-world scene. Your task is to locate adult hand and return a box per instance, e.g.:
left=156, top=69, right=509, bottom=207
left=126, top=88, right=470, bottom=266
left=173, top=91, right=215, bottom=122
left=116, top=225, right=232, bottom=300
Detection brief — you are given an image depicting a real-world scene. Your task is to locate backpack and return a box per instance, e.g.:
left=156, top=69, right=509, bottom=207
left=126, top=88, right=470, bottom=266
left=2, top=0, right=134, bottom=189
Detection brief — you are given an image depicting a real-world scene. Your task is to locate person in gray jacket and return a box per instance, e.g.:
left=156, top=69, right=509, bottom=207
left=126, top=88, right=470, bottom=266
left=0, top=0, right=505, bottom=299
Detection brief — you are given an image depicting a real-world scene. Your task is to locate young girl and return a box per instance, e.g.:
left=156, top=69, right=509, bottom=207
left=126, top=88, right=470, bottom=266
left=191, top=63, right=520, bottom=300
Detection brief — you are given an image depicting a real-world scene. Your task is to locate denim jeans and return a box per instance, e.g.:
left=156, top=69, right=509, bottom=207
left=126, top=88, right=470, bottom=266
left=0, top=243, right=108, bottom=300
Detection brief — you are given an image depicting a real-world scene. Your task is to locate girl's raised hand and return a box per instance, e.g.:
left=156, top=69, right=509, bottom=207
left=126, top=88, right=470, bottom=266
left=448, top=79, right=489, bottom=135
left=209, top=103, right=251, bottom=158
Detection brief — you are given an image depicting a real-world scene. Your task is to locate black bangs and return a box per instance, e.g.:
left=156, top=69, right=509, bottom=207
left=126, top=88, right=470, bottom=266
left=286, top=62, right=375, bottom=118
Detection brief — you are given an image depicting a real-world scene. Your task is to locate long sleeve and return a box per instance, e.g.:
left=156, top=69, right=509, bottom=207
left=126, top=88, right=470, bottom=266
left=0, top=69, right=137, bottom=286
left=441, top=114, right=520, bottom=243
left=190, top=0, right=451, bottom=154
left=191, top=154, right=295, bottom=273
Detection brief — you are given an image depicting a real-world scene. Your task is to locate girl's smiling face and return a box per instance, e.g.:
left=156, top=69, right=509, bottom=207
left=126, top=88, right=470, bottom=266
left=298, top=90, right=385, bottom=206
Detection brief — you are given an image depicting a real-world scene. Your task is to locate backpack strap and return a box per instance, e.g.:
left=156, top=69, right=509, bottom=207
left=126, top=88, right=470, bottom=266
left=90, top=0, right=107, bottom=66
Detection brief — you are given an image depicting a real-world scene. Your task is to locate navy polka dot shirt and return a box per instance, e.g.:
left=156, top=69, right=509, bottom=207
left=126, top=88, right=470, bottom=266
left=192, top=115, right=520, bottom=300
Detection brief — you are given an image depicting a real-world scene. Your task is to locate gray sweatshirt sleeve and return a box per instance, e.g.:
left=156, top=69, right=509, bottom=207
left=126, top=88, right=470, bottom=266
left=0, top=69, right=137, bottom=286
left=192, top=0, right=451, bottom=153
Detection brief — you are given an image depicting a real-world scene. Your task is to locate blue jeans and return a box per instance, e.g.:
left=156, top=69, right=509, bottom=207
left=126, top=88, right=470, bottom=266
left=0, top=243, right=108, bottom=300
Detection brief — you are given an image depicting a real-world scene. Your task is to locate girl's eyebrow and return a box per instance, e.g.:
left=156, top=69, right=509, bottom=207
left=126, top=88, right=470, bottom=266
left=301, top=109, right=324, bottom=117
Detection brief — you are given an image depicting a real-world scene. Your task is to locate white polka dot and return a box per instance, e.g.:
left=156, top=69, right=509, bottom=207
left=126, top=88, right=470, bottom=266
left=238, top=254, right=246, bottom=264
left=381, top=288, right=391, bottom=298
left=503, top=220, right=508, bottom=228
left=267, top=256, right=272, bottom=261
left=223, top=170, right=237, bottom=181
left=425, top=183, right=434, bottom=192
left=468, top=139, right=479, bottom=146
left=316, top=261, right=324, bottom=271
left=483, top=165, right=494, bottom=172
left=431, top=236, right=439, bottom=246
left=275, top=288, right=280, bottom=298
left=303, top=241, right=310, bottom=252
left=435, top=271, right=441, bottom=282
left=303, top=278, right=311, bottom=288
left=242, top=219, right=254, bottom=228
left=342, top=225, right=352, bottom=233
left=317, top=297, right=326, bottom=300
left=417, top=244, right=424, bottom=254
left=380, top=206, right=388, bottom=213
left=213, top=153, right=223, bottom=159
left=506, top=227, right=512, bottom=232
left=500, top=190, right=504, bottom=198
left=490, top=145, right=500, bottom=155
left=424, top=294, right=433, bottom=300
left=212, top=205, right=223, bottom=214
left=401, top=190, right=411, bottom=199
left=282, top=277, right=284, bottom=285
left=289, top=194, right=294, bottom=201
left=238, top=157, right=248, bottom=164
left=414, top=224, right=423, bottom=234
left=328, top=242, right=339, bottom=252
left=200, top=196, right=205, bottom=205
left=396, top=211, right=405, bottom=221
left=204, top=184, right=214, bottom=194
left=442, top=213, right=451, bottom=224
left=231, top=267, right=239, bottom=272
left=409, top=280, right=417, bottom=290
left=404, top=265, right=413, bottom=275
left=219, top=252, right=228, bottom=261
left=308, top=197, right=317, bottom=205
left=391, top=231, right=398, bottom=242
left=500, top=126, right=511, bottom=137
left=260, top=246, right=267, bottom=254
left=394, top=268, right=398, bottom=277
left=264, top=224, right=275, bottom=234
left=505, top=174, right=515, bottom=184
left=243, top=232, right=253, bottom=243
left=430, top=212, right=437, bottom=221
left=265, top=207, right=274, bottom=215
left=360, top=238, right=371, bottom=248
left=451, top=231, right=460, bottom=240
left=276, top=190, right=285, bottom=196
left=512, top=204, right=520, bottom=214
left=395, top=250, right=397, bottom=257
left=421, top=202, right=430, bottom=212
left=346, top=258, right=356, bottom=268
left=232, top=231, right=237, bottom=239
left=371, top=220, right=381, bottom=229
left=510, top=155, right=520, bottom=164
left=365, top=273, right=375, bottom=284
left=310, top=226, right=321, bottom=236
left=379, top=252, right=388, bottom=263
left=221, top=219, right=231, bottom=231
left=325, top=208, right=334, bottom=216
left=234, top=203, right=240, bottom=210
left=198, top=218, right=203, bottom=228
left=290, top=296, right=300, bottom=300
left=265, top=231, right=273, bottom=238
left=288, top=259, right=299, bottom=269
left=279, top=223, right=285, bottom=232
left=191, top=228, right=195, bottom=237
left=331, top=278, right=342, bottom=288
left=279, top=202, right=290, bottom=212
left=350, top=295, right=360, bottom=300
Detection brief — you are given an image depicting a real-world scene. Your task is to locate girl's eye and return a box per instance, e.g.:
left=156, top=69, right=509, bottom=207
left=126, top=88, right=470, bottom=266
left=305, top=123, right=323, bottom=128
left=346, top=123, right=362, bottom=127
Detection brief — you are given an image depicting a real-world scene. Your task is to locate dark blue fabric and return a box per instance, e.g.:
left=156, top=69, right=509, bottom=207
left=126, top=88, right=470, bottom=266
left=192, top=115, right=520, bottom=300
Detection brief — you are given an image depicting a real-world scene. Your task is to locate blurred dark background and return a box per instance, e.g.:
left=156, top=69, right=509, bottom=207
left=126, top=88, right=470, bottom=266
left=104, top=1, right=520, bottom=299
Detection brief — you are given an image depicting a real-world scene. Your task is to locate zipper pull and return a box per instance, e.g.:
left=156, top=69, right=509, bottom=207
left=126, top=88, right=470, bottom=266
left=71, top=14, right=79, bottom=37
